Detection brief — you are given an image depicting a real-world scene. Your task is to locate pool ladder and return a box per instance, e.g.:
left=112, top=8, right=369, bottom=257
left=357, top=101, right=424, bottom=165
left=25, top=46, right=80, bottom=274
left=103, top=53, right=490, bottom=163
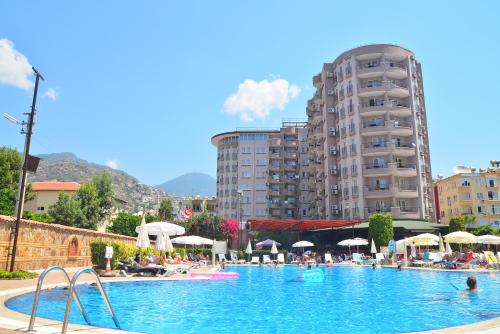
left=28, top=266, right=121, bottom=333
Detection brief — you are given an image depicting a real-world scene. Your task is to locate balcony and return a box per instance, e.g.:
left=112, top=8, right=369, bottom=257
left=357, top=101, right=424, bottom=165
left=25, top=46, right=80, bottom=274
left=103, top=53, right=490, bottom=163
left=269, top=177, right=281, bottom=184
left=394, top=184, right=419, bottom=198
left=269, top=139, right=281, bottom=147
left=269, top=153, right=281, bottom=160
left=284, top=140, right=299, bottom=147
left=393, top=163, right=417, bottom=177
left=313, top=73, right=322, bottom=85
left=366, top=207, right=391, bottom=215
left=284, top=164, right=298, bottom=171
left=269, top=165, right=280, bottom=172
left=361, top=142, right=391, bottom=156
left=358, top=100, right=411, bottom=117
left=364, top=185, right=393, bottom=198
left=396, top=206, right=420, bottom=219
left=357, top=62, right=407, bottom=79
left=360, top=120, right=413, bottom=136
left=362, top=163, right=391, bottom=177
left=358, top=81, right=409, bottom=98
left=284, top=152, right=297, bottom=159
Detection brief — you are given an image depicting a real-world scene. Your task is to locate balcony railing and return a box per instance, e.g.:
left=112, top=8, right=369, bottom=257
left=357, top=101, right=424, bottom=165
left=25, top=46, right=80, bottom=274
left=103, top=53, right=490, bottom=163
left=367, top=207, right=390, bottom=214
left=400, top=206, right=418, bottom=213
left=396, top=184, right=418, bottom=191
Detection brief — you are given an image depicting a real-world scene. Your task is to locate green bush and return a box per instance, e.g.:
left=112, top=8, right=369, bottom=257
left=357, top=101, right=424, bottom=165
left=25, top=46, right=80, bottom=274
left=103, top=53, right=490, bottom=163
left=0, top=270, right=37, bottom=280
left=91, top=241, right=139, bottom=269
left=367, top=213, right=394, bottom=252
left=449, top=216, right=466, bottom=232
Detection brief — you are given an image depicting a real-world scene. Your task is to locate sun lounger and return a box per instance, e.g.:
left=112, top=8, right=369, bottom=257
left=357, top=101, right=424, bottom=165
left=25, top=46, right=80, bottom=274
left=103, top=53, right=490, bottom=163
left=218, top=254, right=228, bottom=263
left=250, top=256, right=260, bottom=264
left=351, top=253, right=364, bottom=264
left=262, top=255, right=272, bottom=264
left=375, top=253, right=385, bottom=263
left=484, top=251, right=500, bottom=269
left=277, top=253, right=285, bottom=264
left=230, top=251, right=246, bottom=264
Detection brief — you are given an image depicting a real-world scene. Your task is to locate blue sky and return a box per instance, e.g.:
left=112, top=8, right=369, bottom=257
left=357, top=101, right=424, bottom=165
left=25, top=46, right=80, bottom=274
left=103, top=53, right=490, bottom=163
left=0, top=1, right=499, bottom=185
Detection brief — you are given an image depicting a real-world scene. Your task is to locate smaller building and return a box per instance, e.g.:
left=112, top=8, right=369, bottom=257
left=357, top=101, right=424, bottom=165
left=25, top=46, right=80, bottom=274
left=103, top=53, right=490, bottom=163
left=167, top=195, right=218, bottom=220
left=25, top=181, right=81, bottom=213
left=434, top=161, right=500, bottom=227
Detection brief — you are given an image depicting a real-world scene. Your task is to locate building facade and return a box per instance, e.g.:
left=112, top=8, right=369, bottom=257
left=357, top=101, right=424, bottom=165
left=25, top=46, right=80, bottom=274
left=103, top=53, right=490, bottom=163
left=434, top=162, right=500, bottom=227
left=306, top=44, right=434, bottom=221
left=168, top=195, right=218, bottom=220
left=211, top=121, right=309, bottom=221
left=24, top=181, right=81, bottom=213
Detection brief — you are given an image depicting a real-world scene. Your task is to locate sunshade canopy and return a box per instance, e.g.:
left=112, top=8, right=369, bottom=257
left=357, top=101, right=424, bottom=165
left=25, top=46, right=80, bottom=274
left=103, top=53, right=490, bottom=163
left=136, top=216, right=150, bottom=249
left=410, top=233, right=440, bottom=246
left=135, top=221, right=185, bottom=236
left=292, top=240, right=314, bottom=247
left=270, top=241, right=279, bottom=254
left=249, top=219, right=363, bottom=232
left=171, top=235, right=213, bottom=245
left=477, top=235, right=500, bottom=245
left=338, top=238, right=368, bottom=246
left=443, top=231, right=478, bottom=244
left=256, top=239, right=282, bottom=248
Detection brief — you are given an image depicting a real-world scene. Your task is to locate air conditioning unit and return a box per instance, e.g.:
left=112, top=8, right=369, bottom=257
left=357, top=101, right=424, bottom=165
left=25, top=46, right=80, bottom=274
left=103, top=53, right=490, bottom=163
left=330, top=168, right=337, bottom=175
left=332, top=209, right=339, bottom=214
left=327, top=90, right=335, bottom=95
left=331, top=184, right=338, bottom=190
left=329, top=127, right=336, bottom=136
left=327, top=72, right=334, bottom=78
left=327, top=107, right=335, bottom=113
left=331, top=189, right=338, bottom=195
left=330, top=149, right=337, bottom=156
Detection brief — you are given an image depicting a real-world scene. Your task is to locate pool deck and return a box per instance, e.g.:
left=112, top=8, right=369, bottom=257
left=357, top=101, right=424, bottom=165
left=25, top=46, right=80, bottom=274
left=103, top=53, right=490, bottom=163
left=0, top=265, right=499, bottom=334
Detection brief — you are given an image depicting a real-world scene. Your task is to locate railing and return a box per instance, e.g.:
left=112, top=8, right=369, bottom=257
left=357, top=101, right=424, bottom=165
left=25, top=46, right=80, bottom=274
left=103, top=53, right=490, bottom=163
left=366, top=184, right=391, bottom=191
left=397, top=184, right=418, bottom=191
left=367, top=207, right=390, bottom=213
left=359, top=81, right=408, bottom=90
left=400, top=206, right=418, bottom=213
left=29, top=266, right=90, bottom=332
left=358, top=62, right=406, bottom=71
left=61, top=268, right=121, bottom=333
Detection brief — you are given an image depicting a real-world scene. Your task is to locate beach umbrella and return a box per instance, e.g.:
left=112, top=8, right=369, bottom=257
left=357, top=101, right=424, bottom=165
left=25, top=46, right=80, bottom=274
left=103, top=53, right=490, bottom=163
left=411, top=233, right=440, bottom=246
left=270, top=241, right=278, bottom=260
left=136, top=215, right=150, bottom=249
left=338, top=238, right=368, bottom=254
left=256, top=239, right=281, bottom=249
left=171, top=235, right=214, bottom=246
left=245, top=240, right=252, bottom=262
left=438, top=233, right=445, bottom=252
left=155, top=232, right=166, bottom=252
left=410, top=245, right=417, bottom=258
left=135, top=221, right=185, bottom=237
left=165, top=235, right=174, bottom=253
left=444, top=231, right=478, bottom=251
left=445, top=242, right=452, bottom=254
left=477, top=235, right=500, bottom=245
left=292, top=240, right=314, bottom=254
left=370, top=239, right=377, bottom=255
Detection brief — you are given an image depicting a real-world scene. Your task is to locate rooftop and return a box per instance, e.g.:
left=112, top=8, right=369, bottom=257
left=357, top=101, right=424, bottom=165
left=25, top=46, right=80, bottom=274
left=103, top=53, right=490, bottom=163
left=31, top=181, right=81, bottom=191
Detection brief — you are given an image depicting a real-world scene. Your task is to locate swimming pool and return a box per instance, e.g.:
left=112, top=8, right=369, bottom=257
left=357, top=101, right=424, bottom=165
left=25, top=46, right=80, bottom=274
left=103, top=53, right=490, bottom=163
left=6, top=266, right=500, bottom=333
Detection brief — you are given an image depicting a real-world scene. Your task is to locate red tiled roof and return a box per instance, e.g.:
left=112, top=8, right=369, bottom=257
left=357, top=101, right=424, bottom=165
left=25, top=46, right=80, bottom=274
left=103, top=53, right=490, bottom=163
left=31, top=181, right=81, bottom=191
left=248, top=219, right=365, bottom=232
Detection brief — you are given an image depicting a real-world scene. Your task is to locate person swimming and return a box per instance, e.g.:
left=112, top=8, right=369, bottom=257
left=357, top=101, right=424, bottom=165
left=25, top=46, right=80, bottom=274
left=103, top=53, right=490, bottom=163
left=466, top=275, right=479, bottom=292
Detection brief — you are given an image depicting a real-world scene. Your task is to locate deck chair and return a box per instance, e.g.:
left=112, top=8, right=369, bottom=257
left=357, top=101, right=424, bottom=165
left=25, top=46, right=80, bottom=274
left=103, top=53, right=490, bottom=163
left=277, top=253, right=285, bottom=264
left=324, top=253, right=333, bottom=263
left=218, top=254, right=227, bottom=263
left=484, top=251, right=500, bottom=269
left=230, top=251, right=245, bottom=264
left=262, top=254, right=272, bottom=264
left=351, top=253, right=364, bottom=264
left=250, top=256, right=260, bottom=264
left=375, top=253, right=385, bottom=263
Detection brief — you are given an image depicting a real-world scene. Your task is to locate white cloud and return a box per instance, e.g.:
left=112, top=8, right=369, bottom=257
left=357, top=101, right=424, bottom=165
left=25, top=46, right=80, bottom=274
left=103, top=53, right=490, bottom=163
left=223, top=78, right=301, bottom=122
left=105, top=159, right=119, bottom=170
left=43, top=88, right=59, bottom=101
left=0, top=38, right=33, bottom=89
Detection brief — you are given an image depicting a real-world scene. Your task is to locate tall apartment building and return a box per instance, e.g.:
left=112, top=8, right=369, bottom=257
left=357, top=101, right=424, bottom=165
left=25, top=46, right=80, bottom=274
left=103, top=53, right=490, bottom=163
left=434, top=162, right=500, bottom=227
left=306, top=44, right=434, bottom=221
left=211, top=121, right=308, bottom=221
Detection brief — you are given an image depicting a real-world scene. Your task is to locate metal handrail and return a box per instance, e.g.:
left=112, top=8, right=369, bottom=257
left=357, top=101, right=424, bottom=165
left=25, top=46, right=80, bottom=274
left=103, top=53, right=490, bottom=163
left=61, top=268, right=121, bottom=334
left=28, top=266, right=90, bottom=331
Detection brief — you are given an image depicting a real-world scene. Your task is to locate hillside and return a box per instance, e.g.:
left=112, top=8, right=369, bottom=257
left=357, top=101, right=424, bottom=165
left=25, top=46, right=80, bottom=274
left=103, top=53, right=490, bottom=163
left=156, top=173, right=216, bottom=197
left=29, top=153, right=163, bottom=211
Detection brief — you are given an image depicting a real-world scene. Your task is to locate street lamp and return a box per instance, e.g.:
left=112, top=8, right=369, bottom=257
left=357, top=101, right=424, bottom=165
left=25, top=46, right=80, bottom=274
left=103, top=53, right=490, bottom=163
left=237, top=189, right=243, bottom=248
left=4, top=67, right=44, bottom=272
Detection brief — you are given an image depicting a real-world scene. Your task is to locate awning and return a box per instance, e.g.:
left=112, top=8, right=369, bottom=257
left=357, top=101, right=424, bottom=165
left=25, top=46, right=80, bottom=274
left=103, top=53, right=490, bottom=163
left=248, top=219, right=363, bottom=232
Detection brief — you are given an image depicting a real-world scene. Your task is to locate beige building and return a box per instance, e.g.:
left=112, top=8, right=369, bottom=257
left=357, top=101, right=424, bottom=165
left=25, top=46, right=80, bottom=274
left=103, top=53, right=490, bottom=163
left=168, top=195, right=218, bottom=220
left=211, top=121, right=309, bottom=221
left=434, top=162, right=500, bottom=227
left=306, top=44, right=434, bottom=221
left=24, top=181, right=81, bottom=213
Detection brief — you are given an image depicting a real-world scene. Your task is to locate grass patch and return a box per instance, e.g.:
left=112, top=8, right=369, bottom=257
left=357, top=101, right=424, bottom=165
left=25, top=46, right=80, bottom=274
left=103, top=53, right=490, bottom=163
left=0, top=270, right=38, bottom=280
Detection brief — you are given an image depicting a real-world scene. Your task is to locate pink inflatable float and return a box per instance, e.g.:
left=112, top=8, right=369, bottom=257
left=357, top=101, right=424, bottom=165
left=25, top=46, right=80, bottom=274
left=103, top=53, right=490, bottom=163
left=190, top=272, right=239, bottom=280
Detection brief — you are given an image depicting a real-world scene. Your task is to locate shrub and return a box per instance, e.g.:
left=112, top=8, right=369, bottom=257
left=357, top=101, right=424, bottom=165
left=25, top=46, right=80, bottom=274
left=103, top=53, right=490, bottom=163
left=0, top=270, right=37, bottom=280
left=91, top=240, right=139, bottom=269
left=449, top=216, right=466, bottom=233
left=367, top=213, right=394, bottom=252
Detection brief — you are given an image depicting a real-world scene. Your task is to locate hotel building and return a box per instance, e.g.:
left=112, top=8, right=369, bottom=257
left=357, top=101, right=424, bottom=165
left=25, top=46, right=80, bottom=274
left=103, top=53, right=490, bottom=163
left=434, top=162, right=500, bottom=227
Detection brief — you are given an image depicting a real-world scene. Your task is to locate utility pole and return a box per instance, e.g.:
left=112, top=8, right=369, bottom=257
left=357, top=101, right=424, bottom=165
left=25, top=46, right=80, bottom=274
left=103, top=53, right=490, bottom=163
left=9, top=67, right=44, bottom=272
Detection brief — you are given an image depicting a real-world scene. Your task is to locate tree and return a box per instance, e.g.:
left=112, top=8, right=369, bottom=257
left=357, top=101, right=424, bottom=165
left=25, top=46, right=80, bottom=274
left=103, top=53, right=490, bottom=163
left=449, top=216, right=466, bottom=233
left=48, top=193, right=85, bottom=227
left=463, top=215, right=476, bottom=228
left=75, top=182, right=100, bottom=230
left=158, top=198, right=174, bottom=221
left=23, top=210, right=52, bottom=223
left=367, top=213, right=394, bottom=252
left=90, top=172, right=114, bottom=221
left=472, top=225, right=493, bottom=236
left=107, top=212, right=141, bottom=236
left=0, top=147, right=22, bottom=215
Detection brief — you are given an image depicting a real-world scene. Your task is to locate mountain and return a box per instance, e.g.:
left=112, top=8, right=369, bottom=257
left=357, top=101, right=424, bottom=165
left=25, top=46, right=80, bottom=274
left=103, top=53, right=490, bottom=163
left=155, top=173, right=216, bottom=197
left=29, top=152, right=164, bottom=211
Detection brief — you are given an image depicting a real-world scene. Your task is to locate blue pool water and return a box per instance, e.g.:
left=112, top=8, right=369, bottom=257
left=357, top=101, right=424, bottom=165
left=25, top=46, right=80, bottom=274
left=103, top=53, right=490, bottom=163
left=6, top=266, right=500, bottom=333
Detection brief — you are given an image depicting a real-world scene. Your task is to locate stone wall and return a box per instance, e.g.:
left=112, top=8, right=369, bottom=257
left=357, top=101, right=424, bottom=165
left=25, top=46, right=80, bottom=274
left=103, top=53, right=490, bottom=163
left=0, top=215, right=136, bottom=271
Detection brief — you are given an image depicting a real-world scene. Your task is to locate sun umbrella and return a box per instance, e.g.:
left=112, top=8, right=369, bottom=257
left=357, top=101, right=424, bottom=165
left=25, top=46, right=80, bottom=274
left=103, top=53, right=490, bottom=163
left=445, top=242, right=452, bottom=254
left=370, top=239, right=377, bottom=255
left=256, top=239, right=281, bottom=249
left=245, top=240, right=252, bottom=261
left=477, top=235, right=500, bottom=245
left=438, top=233, right=445, bottom=252
left=155, top=232, right=166, bottom=252
left=135, top=221, right=185, bottom=237
left=410, top=245, right=417, bottom=258
left=165, top=235, right=174, bottom=253
left=338, top=238, right=368, bottom=254
left=411, top=233, right=440, bottom=246
left=171, top=235, right=214, bottom=246
left=270, top=241, right=278, bottom=259
left=444, top=231, right=478, bottom=252
left=136, top=215, right=150, bottom=249
left=292, top=240, right=314, bottom=254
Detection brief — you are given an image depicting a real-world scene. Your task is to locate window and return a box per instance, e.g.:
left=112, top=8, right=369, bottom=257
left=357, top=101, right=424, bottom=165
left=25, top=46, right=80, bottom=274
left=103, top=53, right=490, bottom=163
left=242, top=171, right=251, bottom=178
left=488, top=191, right=499, bottom=200
left=256, top=171, right=266, bottom=178
left=255, top=184, right=266, bottom=191
left=255, top=196, right=266, bottom=203
left=256, top=147, right=267, bottom=154
left=241, top=159, right=251, bottom=166
left=256, top=159, right=268, bottom=166
left=241, top=147, right=252, bottom=154
left=36, top=206, right=45, bottom=212
left=477, top=193, right=484, bottom=200
left=487, top=178, right=497, bottom=188
left=491, top=205, right=500, bottom=214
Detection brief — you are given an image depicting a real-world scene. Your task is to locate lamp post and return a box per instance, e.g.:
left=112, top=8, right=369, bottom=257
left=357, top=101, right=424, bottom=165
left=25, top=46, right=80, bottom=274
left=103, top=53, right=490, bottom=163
left=237, top=189, right=243, bottom=248
left=9, top=67, right=44, bottom=272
